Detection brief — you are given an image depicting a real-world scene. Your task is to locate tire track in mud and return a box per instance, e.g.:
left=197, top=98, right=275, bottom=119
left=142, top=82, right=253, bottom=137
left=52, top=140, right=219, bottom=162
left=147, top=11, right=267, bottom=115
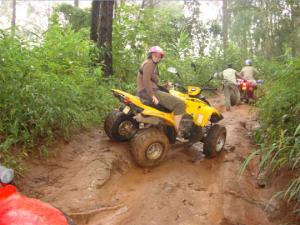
left=19, top=97, right=293, bottom=225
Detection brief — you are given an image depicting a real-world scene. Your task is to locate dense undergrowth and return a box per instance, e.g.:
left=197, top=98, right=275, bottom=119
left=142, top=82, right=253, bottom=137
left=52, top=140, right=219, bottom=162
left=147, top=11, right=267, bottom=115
left=0, top=25, right=118, bottom=171
left=244, top=56, right=300, bottom=216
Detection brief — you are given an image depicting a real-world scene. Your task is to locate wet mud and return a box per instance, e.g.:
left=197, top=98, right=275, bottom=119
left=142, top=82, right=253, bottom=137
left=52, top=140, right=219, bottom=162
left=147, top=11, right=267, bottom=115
left=19, top=97, right=297, bottom=225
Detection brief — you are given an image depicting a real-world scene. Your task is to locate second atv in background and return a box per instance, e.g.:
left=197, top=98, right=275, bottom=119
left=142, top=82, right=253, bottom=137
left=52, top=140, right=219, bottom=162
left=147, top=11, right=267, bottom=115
left=237, top=78, right=264, bottom=103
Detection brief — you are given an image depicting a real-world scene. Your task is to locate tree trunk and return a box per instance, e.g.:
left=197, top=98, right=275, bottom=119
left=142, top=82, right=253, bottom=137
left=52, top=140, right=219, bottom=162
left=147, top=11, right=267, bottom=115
left=11, top=0, right=16, bottom=27
left=74, top=0, right=79, bottom=7
left=143, top=0, right=159, bottom=8
left=141, top=0, right=146, bottom=9
left=222, top=0, right=229, bottom=58
left=261, top=0, right=272, bottom=59
left=290, top=1, right=300, bottom=57
left=90, top=0, right=100, bottom=43
left=98, top=0, right=115, bottom=76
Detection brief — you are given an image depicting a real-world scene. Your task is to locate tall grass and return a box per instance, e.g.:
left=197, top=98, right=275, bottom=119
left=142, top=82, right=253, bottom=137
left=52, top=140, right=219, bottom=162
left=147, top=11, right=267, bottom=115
left=242, top=57, right=300, bottom=216
left=0, top=25, right=117, bottom=171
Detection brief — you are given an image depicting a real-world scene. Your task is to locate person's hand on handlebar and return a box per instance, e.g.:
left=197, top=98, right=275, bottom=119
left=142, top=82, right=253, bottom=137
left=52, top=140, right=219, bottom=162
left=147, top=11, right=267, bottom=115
left=152, top=95, right=159, bottom=105
left=163, top=82, right=173, bottom=90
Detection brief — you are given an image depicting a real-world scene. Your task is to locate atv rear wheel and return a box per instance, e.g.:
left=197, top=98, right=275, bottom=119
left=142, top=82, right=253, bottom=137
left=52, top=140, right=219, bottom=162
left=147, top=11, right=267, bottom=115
left=240, top=90, right=249, bottom=103
left=130, top=128, right=170, bottom=167
left=104, top=109, right=138, bottom=141
left=203, top=124, right=226, bottom=158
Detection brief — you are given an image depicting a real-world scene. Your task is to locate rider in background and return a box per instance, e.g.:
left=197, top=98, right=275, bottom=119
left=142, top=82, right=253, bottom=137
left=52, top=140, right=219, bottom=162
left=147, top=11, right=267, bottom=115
left=240, top=59, right=259, bottom=84
left=221, top=64, right=244, bottom=111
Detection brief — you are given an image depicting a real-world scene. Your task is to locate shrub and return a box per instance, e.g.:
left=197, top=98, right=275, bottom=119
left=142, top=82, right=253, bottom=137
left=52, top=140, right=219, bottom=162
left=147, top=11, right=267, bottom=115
left=0, top=25, right=117, bottom=171
left=243, top=57, right=300, bottom=216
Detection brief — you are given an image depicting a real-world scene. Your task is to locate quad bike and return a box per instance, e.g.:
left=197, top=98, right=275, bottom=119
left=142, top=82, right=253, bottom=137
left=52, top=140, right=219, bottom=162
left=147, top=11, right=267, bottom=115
left=236, top=79, right=264, bottom=103
left=0, top=165, right=76, bottom=225
left=104, top=67, right=226, bottom=168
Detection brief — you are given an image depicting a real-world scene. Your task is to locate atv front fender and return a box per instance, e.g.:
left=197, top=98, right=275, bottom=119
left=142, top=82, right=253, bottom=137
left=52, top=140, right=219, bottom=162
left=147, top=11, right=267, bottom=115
left=194, top=105, right=223, bottom=126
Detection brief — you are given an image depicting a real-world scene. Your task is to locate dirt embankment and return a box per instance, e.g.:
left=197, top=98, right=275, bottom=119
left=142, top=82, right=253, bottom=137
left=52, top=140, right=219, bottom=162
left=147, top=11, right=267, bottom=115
left=18, top=98, right=298, bottom=225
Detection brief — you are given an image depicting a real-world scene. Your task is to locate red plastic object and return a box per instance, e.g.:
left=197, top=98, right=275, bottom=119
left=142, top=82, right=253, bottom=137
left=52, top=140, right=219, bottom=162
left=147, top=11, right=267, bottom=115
left=0, top=184, right=68, bottom=225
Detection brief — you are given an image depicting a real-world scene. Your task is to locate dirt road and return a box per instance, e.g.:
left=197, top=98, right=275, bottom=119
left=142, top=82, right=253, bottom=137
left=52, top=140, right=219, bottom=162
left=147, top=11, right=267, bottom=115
left=19, top=98, right=294, bottom=225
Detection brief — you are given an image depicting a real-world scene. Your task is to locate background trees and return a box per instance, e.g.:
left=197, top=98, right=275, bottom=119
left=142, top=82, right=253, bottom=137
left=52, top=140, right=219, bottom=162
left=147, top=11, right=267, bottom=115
left=229, top=0, right=300, bottom=59
left=90, top=0, right=100, bottom=42
left=90, top=0, right=115, bottom=76
left=98, top=0, right=114, bottom=76
left=11, top=0, right=16, bottom=27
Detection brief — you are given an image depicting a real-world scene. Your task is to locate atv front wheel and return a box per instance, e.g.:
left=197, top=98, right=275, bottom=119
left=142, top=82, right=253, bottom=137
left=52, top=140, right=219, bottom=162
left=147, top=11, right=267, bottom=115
left=203, top=124, right=226, bottom=158
left=130, top=128, right=170, bottom=167
left=104, top=109, right=138, bottom=141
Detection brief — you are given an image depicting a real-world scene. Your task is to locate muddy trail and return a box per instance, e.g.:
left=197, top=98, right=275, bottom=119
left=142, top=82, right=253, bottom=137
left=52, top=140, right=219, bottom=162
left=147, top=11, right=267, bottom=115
left=18, top=97, right=295, bottom=225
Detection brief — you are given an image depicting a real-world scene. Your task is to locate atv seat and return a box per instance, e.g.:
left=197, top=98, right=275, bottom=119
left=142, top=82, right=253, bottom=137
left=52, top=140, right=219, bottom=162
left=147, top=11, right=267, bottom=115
left=140, top=98, right=172, bottom=113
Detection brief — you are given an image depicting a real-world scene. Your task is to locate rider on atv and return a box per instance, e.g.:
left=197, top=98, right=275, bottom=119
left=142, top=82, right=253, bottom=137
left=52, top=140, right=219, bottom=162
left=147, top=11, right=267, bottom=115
left=239, top=59, right=260, bottom=102
left=240, top=59, right=259, bottom=84
left=137, top=46, right=185, bottom=134
left=105, top=52, right=226, bottom=167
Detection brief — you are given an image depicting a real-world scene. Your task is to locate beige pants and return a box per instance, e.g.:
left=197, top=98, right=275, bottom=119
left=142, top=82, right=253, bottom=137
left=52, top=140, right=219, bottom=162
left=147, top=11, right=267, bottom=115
left=224, top=82, right=240, bottom=110
left=155, top=90, right=185, bottom=115
left=138, top=90, right=185, bottom=115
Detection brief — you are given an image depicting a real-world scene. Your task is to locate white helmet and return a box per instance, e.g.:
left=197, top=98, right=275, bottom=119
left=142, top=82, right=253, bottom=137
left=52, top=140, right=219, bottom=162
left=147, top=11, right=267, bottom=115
left=245, top=59, right=252, bottom=66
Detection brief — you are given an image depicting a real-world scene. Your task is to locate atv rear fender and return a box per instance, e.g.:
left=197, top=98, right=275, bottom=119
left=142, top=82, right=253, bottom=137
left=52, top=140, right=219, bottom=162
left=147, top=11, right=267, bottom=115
left=112, top=89, right=176, bottom=126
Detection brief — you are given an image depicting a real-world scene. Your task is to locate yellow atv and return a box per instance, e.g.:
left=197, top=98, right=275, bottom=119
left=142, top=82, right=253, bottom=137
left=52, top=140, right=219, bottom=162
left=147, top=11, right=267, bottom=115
left=104, top=67, right=226, bottom=167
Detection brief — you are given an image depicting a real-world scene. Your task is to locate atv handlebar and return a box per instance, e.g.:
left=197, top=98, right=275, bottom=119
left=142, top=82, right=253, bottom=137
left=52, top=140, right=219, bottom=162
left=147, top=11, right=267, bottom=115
left=201, top=87, right=217, bottom=91
left=174, top=83, right=187, bottom=92
left=173, top=83, right=217, bottom=92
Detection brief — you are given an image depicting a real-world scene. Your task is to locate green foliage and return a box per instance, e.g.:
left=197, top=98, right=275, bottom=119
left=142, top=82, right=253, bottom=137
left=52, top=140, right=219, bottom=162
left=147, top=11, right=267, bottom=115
left=256, top=58, right=299, bottom=134
left=53, top=3, right=90, bottom=31
left=243, top=57, right=300, bottom=215
left=0, top=25, right=117, bottom=170
left=112, top=4, right=214, bottom=87
left=112, top=5, right=145, bottom=82
left=230, top=0, right=300, bottom=58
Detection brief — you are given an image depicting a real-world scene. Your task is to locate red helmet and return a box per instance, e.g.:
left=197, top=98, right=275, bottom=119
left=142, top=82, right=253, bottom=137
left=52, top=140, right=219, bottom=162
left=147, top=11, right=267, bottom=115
left=149, top=46, right=164, bottom=58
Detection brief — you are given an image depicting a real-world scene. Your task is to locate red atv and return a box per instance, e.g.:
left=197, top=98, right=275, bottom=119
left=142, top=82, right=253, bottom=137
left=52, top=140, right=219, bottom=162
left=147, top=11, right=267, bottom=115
left=0, top=182, right=75, bottom=225
left=237, top=79, right=263, bottom=103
